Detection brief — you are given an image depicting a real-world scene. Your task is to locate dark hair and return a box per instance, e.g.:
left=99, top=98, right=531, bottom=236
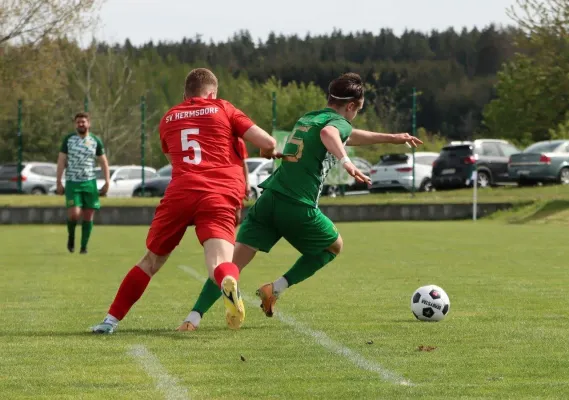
left=327, top=73, right=365, bottom=106
left=74, top=112, right=90, bottom=121
left=184, top=68, right=218, bottom=97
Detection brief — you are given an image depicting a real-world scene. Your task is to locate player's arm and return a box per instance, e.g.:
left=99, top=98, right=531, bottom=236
left=242, top=125, right=277, bottom=159
left=320, top=126, right=370, bottom=184
left=242, top=159, right=250, bottom=199
left=346, top=129, right=423, bottom=147
left=97, top=154, right=111, bottom=195
left=56, top=152, right=67, bottom=194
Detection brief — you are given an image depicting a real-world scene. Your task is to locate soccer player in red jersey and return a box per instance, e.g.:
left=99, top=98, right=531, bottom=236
left=91, top=68, right=276, bottom=334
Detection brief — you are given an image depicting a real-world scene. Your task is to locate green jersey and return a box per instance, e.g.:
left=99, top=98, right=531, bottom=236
left=260, top=108, right=353, bottom=207
left=60, top=132, right=105, bottom=182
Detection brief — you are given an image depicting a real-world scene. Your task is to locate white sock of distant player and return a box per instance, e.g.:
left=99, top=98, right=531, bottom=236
left=103, top=314, right=119, bottom=327
left=184, top=311, right=201, bottom=327
left=272, top=276, right=289, bottom=296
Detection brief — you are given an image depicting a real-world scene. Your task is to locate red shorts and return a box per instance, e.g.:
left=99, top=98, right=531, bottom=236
left=146, top=190, right=240, bottom=256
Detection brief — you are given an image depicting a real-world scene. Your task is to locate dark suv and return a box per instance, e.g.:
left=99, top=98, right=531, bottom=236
left=432, top=139, right=520, bottom=190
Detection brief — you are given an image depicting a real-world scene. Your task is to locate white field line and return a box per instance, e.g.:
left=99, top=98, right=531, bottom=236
left=178, top=265, right=413, bottom=387
left=128, top=344, right=191, bottom=400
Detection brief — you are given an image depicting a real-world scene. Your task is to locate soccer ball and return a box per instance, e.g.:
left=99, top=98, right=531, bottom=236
left=410, top=285, right=450, bottom=322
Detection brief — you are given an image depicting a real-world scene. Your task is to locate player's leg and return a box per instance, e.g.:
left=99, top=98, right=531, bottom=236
left=179, top=192, right=280, bottom=330
left=64, top=182, right=82, bottom=253
left=92, top=250, right=170, bottom=334
left=79, top=180, right=100, bottom=253
left=257, top=200, right=342, bottom=317
left=91, top=196, right=190, bottom=334
left=178, top=242, right=260, bottom=331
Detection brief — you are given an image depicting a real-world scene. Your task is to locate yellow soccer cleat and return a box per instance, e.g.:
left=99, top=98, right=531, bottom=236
left=256, top=283, right=278, bottom=318
left=221, top=276, right=246, bottom=330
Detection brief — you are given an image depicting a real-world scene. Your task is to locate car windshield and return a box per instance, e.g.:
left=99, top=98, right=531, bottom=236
left=246, top=161, right=262, bottom=171
left=440, top=145, right=472, bottom=157
left=158, top=165, right=172, bottom=177
left=379, top=154, right=409, bottom=165
left=524, top=141, right=564, bottom=153
left=94, top=168, right=117, bottom=179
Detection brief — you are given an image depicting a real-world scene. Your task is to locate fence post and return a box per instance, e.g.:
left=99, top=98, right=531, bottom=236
left=411, top=88, right=417, bottom=197
left=140, top=96, right=146, bottom=196
left=17, top=99, right=23, bottom=194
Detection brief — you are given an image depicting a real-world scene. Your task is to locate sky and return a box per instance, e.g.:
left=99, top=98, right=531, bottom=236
left=84, top=0, right=518, bottom=46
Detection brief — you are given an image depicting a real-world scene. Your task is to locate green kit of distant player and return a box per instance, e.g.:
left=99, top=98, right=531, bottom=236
left=56, top=112, right=110, bottom=254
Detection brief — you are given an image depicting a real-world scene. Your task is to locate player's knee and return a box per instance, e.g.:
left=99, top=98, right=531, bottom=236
left=327, top=235, right=343, bottom=256
left=68, top=208, right=80, bottom=221
left=82, top=209, right=95, bottom=221
left=138, top=250, right=168, bottom=277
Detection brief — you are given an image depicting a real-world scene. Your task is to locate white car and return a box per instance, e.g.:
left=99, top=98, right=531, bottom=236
left=94, top=165, right=157, bottom=197
left=369, top=152, right=439, bottom=192
left=246, top=157, right=274, bottom=199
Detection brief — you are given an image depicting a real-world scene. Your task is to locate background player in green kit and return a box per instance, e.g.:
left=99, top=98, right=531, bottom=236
left=178, top=73, right=422, bottom=330
left=56, top=112, right=110, bottom=254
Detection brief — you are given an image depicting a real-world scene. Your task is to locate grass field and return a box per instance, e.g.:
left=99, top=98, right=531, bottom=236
left=2, top=183, right=569, bottom=207
left=1, top=222, right=568, bottom=399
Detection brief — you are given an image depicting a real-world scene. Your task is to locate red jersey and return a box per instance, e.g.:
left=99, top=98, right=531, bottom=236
left=159, top=97, right=254, bottom=202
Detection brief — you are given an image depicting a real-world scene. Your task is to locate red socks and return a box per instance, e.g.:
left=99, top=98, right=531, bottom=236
left=108, top=266, right=151, bottom=321
left=213, top=262, right=240, bottom=287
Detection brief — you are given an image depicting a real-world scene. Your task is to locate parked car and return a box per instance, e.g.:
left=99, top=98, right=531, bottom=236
left=0, top=162, right=58, bottom=194
left=369, top=152, right=439, bottom=193
left=51, top=165, right=157, bottom=197
left=132, top=164, right=172, bottom=197
left=322, top=157, right=372, bottom=196
left=432, top=139, right=520, bottom=190
left=508, top=140, right=569, bottom=185
left=95, top=165, right=157, bottom=197
left=247, top=157, right=274, bottom=199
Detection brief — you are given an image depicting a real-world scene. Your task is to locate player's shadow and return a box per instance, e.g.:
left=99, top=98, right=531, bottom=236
left=0, top=325, right=265, bottom=339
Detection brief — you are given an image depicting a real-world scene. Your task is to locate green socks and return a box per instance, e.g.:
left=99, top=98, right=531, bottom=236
left=283, top=251, right=337, bottom=287
left=192, top=278, right=222, bottom=315
left=81, top=220, right=93, bottom=249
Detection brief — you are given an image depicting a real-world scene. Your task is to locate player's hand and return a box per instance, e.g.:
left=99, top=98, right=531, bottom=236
left=260, top=148, right=280, bottom=159
left=343, top=162, right=371, bottom=185
left=100, top=181, right=109, bottom=196
left=235, top=207, right=243, bottom=226
left=56, top=181, right=64, bottom=195
left=392, top=133, right=423, bottom=148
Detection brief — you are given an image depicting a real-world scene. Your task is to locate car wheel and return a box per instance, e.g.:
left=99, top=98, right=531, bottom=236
left=31, top=187, right=46, bottom=195
left=326, top=185, right=340, bottom=197
left=419, top=178, right=434, bottom=192
left=477, top=171, right=491, bottom=188
left=558, top=167, right=569, bottom=185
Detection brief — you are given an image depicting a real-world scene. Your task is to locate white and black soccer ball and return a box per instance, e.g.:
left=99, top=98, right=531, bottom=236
left=410, top=285, right=450, bottom=322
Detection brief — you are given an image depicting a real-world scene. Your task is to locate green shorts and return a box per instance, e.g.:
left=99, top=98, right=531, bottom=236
left=237, top=189, right=339, bottom=255
left=65, top=180, right=100, bottom=209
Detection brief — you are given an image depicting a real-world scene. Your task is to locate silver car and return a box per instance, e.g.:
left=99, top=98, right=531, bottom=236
left=369, top=152, right=440, bottom=192
left=0, top=162, right=58, bottom=195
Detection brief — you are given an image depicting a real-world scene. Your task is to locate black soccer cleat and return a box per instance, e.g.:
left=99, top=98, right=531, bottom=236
left=80, top=247, right=88, bottom=254
left=67, top=237, right=75, bottom=253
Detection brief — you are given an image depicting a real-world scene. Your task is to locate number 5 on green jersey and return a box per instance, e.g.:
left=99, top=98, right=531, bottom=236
left=282, top=126, right=308, bottom=162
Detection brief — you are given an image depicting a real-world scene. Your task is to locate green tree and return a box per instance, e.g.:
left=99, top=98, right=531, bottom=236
left=483, top=0, right=569, bottom=143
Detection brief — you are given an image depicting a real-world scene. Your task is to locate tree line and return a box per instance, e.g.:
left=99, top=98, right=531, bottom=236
left=0, top=0, right=566, bottom=167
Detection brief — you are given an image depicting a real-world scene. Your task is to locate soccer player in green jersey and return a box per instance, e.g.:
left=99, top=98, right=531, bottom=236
left=177, top=73, right=422, bottom=331
left=56, top=112, right=110, bottom=254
